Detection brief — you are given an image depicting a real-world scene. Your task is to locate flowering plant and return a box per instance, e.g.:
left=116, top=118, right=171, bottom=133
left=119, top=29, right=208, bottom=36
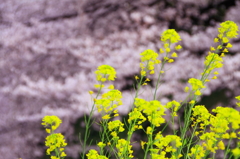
left=42, top=21, right=240, bottom=159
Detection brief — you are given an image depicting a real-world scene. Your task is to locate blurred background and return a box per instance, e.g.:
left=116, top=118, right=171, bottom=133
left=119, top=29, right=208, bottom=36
left=0, top=0, right=240, bottom=158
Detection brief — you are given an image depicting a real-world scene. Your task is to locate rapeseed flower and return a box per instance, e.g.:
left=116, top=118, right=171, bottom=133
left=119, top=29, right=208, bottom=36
left=235, top=95, right=240, bottom=107
left=188, top=78, right=205, bottom=96
left=95, top=65, right=116, bottom=82
left=42, top=115, right=62, bottom=133
left=161, top=29, right=181, bottom=44
left=134, top=98, right=166, bottom=127
left=116, top=139, right=134, bottom=158
left=95, top=89, right=122, bottom=113
left=154, top=133, right=182, bottom=156
left=200, top=132, right=218, bottom=153
left=218, top=21, right=239, bottom=39
left=166, top=100, right=180, bottom=117
left=45, top=133, right=67, bottom=156
left=108, top=120, right=125, bottom=132
left=232, top=147, right=240, bottom=158
left=192, top=105, right=211, bottom=128
left=212, top=106, right=240, bottom=131
left=204, top=53, right=223, bottom=74
left=42, top=116, right=67, bottom=159
left=188, top=145, right=205, bottom=159
left=86, top=149, right=108, bottom=159
left=128, top=108, right=146, bottom=130
left=140, top=49, right=160, bottom=76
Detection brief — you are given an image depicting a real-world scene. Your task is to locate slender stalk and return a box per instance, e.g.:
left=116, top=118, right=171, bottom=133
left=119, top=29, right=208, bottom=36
left=81, top=83, right=104, bottom=159
left=224, top=137, right=233, bottom=159
left=153, top=60, right=167, bottom=100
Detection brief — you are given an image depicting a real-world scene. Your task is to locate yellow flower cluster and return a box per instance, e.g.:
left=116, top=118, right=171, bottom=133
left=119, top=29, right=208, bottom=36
left=188, top=78, right=205, bottom=96
left=95, top=65, right=116, bottom=82
left=203, top=21, right=238, bottom=82
left=152, top=132, right=182, bottom=158
left=235, top=95, right=240, bottom=107
left=95, top=89, right=122, bottom=119
left=41, top=21, right=240, bottom=159
left=107, top=120, right=125, bottom=141
left=159, top=29, right=182, bottom=63
left=42, top=115, right=62, bottom=133
left=108, top=120, right=125, bottom=132
left=200, top=132, right=220, bottom=153
left=191, top=105, right=211, bottom=130
left=232, top=147, right=240, bottom=158
left=128, top=108, right=146, bottom=131
left=45, top=133, right=67, bottom=157
left=116, top=139, right=134, bottom=158
left=204, top=53, right=223, bottom=74
left=161, top=29, right=181, bottom=44
left=218, top=20, right=239, bottom=41
left=211, top=106, right=240, bottom=132
left=42, top=116, right=67, bottom=159
left=86, top=149, right=108, bottom=159
left=188, top=144, right=205, bottom=159
left=189, top=104, right=240, bottom=158
left=134, top=98, right=166, bottom=127
left=166, top=100, right=180, bottom=117
left=140, top=49, right=160, bottom=75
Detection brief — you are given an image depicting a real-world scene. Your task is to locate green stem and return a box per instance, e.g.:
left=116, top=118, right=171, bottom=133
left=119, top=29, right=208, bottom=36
left=153, top=60, right=167, bottom=100
left=81, top=82, right=104, bottom=159
left=224, top=137, right=233, bottom=159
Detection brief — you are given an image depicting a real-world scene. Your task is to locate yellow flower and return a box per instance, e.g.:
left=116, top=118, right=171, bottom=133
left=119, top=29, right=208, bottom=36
left=166, top=48, right=171, bottom=52
left=146, top=127, right=153, bottom=134
left=161, top=29, right=182, bottom=43
left=42, top=115, right=62, bottom=132
left=195, top=90, right=201, bottom=96
left=175, top=45, right=182, bottom=50
left=168, top=59, right=174, bottom=63
left=159, top=48, right=165, bottom=53
left=89, top=91, right=94, bottom=94
left=149, top=70, right=154, bottom=74
left=222, top=37, right=229, bottom=43
left=230, top=132, right=237, bottom=138
left=226, top=43, right=232, bottom=48
left=60, top=152, right=67, bottom=157
left=218, top=21, right=239, bottom=39
left=141, top=141, right=146, bottom=149
left=232, top=148, right=240, bottom=158
left=108, top=85, right=114, bottom=89
left=95, top=65, right=116, bottom=82
left=210, top=46, right=215, bottom=51
left=94, top=84, right=104, bottom=88
left=188, top=78, right=205, bottom=91
left=189, top=100, right=195, bottom=104
left=214, top=38, right=219, bottom=43
left=184, top=86, right=189, bottom=92
left=95, top=89, right=122, bottom=113
left=102, top=114, right=110, bottom=120
left=171, top=52, right=178, bottom=57
left=86, top=149, right=108, bottom=159
left=212, top=76, right=217, bottom=79
left=222, top=48, right=228, bottom=52
left=45, top=133, right=67, bottom=156
left=108, top=120, right=125, bottom=132
left=217, top=141, right=225, bottom=150
left=97, top=142, right=106, bottom=148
